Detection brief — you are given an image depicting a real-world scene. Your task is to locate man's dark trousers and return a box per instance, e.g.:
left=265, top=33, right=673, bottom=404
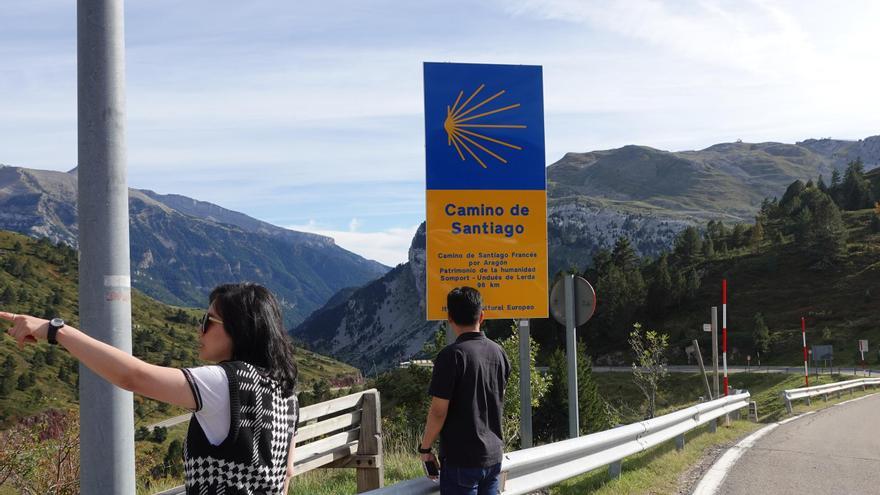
left=439, top=463, right=502, bottom=495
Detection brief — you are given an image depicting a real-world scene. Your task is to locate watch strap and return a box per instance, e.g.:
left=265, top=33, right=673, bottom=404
left=47, top=319, right=63, bottom=345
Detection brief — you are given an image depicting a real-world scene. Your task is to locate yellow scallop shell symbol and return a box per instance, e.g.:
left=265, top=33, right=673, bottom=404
left=443, top=84, right=526, bottom=169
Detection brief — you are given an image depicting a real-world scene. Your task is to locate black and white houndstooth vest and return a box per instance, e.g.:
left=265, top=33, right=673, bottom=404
left=183, top=361, right=298, bottom=495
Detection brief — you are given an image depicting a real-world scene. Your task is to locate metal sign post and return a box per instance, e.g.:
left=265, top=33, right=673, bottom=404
left=78, top=1, right=136, bottom=492
left=549, top=275, right=596, bottom=439
left=711, top=307, right=719, bottom=398
left=802, top=317, right=809, bottom=386
left=564, top=275, right=578, bottom=438
left=722, top=279, right=728, bottom=396
left=693, top=339, right=713, bottom=400
left=518, top=319, right=533, bottom=448
left=859, top=340, right=868, bottom=373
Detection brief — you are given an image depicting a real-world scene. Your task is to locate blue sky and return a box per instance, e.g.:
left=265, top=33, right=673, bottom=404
left=3, top=0, right=879, bottom=266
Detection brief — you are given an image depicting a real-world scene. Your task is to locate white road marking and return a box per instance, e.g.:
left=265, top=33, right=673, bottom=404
left=834, top=392, right=878, bottom=407
left=692, top=410, right=819, bottom=495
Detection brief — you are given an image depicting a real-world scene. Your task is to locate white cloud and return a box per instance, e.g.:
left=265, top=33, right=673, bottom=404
left=506, top=0, right=815, bottom=77
left=287, top=222, right=420, bottom=267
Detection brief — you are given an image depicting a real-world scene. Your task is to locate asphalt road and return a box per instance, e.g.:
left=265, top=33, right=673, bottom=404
left=716, top=393, right=880, bottom=495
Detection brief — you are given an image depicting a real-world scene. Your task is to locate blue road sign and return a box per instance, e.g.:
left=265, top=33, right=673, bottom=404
left=424, top=62, right=545, bottom=191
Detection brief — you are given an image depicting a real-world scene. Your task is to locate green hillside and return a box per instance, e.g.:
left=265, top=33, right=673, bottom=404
left=670, top=208, right=880, bottom=366
left=548, top=141, right=850, bottom=221
left=0, top=229, right=360, bottom=428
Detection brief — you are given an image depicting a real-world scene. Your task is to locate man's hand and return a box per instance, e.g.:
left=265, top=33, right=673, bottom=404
left=420, top=451, right=439, bottom=481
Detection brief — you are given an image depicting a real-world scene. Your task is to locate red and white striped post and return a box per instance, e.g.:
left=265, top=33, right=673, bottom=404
left=722, top=279, right=728, bottom=396
left=801, top=316, right=809, bottom=387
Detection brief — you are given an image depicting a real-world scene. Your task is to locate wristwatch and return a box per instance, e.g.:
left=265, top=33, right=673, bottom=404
left=47, top=318, right=64, bottom=345
left=418, top=445, right=433, bottom=454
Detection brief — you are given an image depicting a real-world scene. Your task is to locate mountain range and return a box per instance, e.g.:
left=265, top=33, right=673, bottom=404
left=293, top=135, right=880, bottom=370
left=0, top=165, right=388, bottom=325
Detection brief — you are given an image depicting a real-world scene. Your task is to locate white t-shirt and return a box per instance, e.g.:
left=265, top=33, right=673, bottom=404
left=185, top=365, right=230, bottom=446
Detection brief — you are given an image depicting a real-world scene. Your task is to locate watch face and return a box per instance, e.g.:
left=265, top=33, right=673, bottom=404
left=50, top=318, right=64, bottom=327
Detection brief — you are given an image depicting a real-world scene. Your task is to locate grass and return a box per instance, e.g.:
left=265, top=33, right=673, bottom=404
left=290, top=450, right=423, bottom=495
left=551, top=420, right=760, bottom=495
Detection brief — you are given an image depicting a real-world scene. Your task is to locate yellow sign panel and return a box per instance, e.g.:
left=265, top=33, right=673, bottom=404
left=426, top=189, right=548, bottom=320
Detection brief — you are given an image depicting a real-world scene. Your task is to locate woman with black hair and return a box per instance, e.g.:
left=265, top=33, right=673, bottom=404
left=2, top=282, right=299, bottom=495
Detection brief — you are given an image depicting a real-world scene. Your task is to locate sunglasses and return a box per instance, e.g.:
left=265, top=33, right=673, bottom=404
left=199, top=313, right=224, bottom=334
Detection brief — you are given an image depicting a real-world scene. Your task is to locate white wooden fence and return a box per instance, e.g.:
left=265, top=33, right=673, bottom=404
left=155, top=388, right=383, bottom=494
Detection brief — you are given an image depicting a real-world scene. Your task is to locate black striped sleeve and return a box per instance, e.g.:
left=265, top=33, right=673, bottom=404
left=181, top=368, right=203, bottom=412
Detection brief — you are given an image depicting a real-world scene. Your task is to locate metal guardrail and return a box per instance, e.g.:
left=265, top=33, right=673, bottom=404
left=592, top=365, right=880, bottom=375
left=782, top=378, right=880, bottom=413
left=363, top=392, right=751, bottom=495
left=154, top=388, right=383, bottom=495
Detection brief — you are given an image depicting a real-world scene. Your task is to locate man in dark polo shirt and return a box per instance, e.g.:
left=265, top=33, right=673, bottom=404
left=419, top=286, right=511, bottom=494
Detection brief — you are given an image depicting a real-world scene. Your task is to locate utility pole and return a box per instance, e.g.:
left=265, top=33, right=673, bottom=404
left=518, top=319, right=533, bottom=448
left=78, top=1, right=136, bottom=492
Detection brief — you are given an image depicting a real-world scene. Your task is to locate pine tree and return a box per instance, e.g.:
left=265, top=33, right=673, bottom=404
left=575, top=341, right=614, bottom=433
left=45, top=345, right=58, bottom=365
left=686, top=268, right=701, bottom=300
left=152, top=426, right=167, bottom=443
left=779, top=180, right=807, bottom=214
left=731, top=224, right=748, bottom=249
left=804, top=190, right=847, bottom=263
left=535, top=345, right=613, bottom=440
left=752, top=312, right=770, bottom=356
left=647, top=254, right=674, bottom=317
left=2, top=356, right=16, bottom=378
left=0, top=285, right=15, bottom=305
left=841, top=158, right=875, bottom=210
left=612, top=237, right=638, bottom=273
left=750, top=217, right=765, bottom=253
left=164, top=439, right=185, bottom=477
left=674, top=226, right=702, bottom=260
left=702, top=237, right=715, bottom=259
left=831, top=169, right=842, bottom=188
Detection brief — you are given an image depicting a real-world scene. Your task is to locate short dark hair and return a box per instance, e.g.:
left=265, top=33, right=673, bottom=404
left=210, top=283, right=298, bottom=395
left=447, top=286, right=482, bottom=326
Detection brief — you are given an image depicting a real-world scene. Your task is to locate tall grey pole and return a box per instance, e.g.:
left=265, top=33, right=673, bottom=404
left=518, top=319, right=533, bottom=448
left=711, top=307, right=719, bottom=398
left=565, top=274, right=579, bottom=438
left=692, top=339, right=713, bottom=400
left=78, top=1, right=136, bottom=493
